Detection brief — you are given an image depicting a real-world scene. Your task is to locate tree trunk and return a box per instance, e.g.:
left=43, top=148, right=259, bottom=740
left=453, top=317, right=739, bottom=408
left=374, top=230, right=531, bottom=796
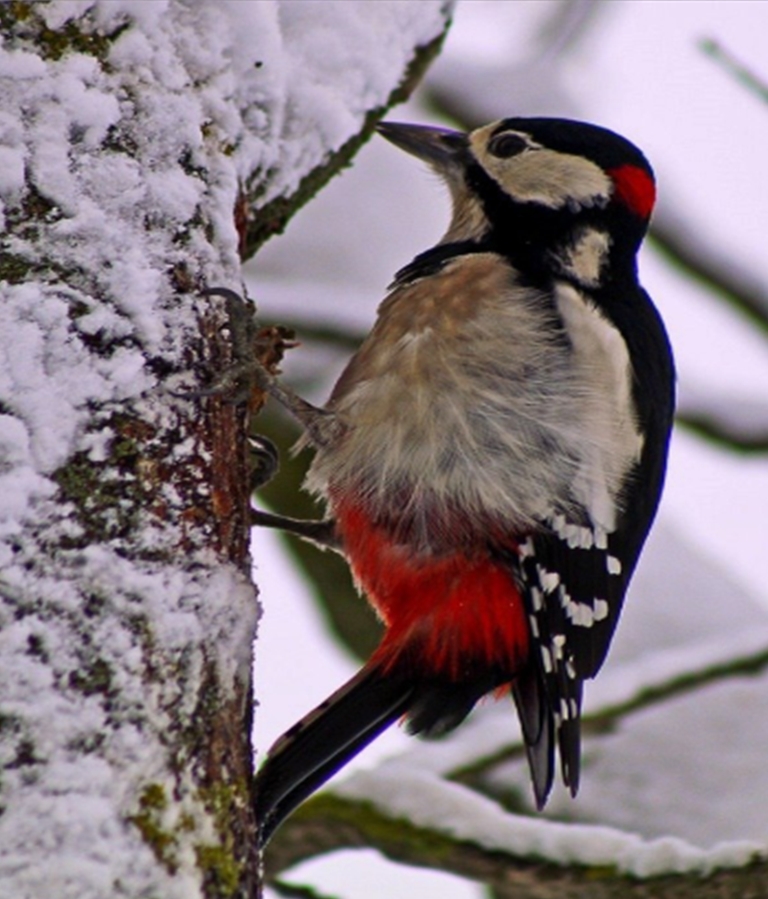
left=0, top=2, right=450, bottom=896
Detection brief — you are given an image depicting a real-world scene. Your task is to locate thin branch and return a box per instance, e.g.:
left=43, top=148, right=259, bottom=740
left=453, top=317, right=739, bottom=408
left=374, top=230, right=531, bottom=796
left=271, top=879, right=342, bottom=899
left=700, top=38, right=768, bottom=106
left=536, top=0, right=605, bottom=64
left=586, top=639, right=768, bottom=730
left=676, top=410, right=768, bottom=455
left=262, top=635, right=768, bottom=890
left=648, top=212, right=768, bottom=336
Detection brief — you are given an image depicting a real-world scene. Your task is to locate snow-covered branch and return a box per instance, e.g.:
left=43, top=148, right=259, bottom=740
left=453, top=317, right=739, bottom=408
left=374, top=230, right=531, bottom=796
left=265, top=791, right=767, bottom=899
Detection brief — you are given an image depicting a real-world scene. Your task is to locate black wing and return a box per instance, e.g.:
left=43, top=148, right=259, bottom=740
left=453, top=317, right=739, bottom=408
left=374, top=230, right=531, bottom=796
left=514, top=511, right=647, bottom=802
left=514, top=283, right=675, bottom=802
left=515, top=428, right=673, bottom=800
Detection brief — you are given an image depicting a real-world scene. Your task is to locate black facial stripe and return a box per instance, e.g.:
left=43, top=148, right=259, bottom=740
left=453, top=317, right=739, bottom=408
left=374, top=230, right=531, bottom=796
left=390, top=241, right=490, bottom=287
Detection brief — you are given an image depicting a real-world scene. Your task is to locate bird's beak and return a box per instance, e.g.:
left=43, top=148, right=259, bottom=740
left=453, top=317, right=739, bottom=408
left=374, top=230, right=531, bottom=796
left=376, top=122, right=468, bottom=172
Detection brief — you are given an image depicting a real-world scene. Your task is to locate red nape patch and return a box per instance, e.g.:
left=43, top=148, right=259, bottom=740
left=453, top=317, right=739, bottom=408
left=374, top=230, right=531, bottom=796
left=335, top=501, right=529, bottom=681
left=608, top=164, right=656, bottom=219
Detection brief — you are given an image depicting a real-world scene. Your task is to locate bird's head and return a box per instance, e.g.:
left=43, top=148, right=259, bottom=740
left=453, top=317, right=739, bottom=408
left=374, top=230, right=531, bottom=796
left=377, top=118, right=655, bottom=268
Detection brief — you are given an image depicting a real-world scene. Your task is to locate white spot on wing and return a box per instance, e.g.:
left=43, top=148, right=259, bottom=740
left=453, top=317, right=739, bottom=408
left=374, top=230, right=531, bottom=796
left=549, top=515, right=596, bottom=550
left=560, top=584, right=598, bottom=628
left=540, top=569, right=560, bottom=593
left=593, top=599, right=609, bottom=621
left=519, top=538, right=535, bottom=559
left=607, top=554, right=622, bottom=575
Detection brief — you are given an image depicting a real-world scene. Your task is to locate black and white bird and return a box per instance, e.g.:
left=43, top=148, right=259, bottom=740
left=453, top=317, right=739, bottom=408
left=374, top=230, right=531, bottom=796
left=251, top=117, right=675, bottom=847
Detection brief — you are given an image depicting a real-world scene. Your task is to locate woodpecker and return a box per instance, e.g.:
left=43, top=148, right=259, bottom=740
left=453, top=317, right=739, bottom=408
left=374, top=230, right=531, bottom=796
left=251, top=117, right=675, bottom=847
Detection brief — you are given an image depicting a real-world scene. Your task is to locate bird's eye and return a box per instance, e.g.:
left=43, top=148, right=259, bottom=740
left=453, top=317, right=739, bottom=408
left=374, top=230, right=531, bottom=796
left=487, top=132, right=528, bottom=159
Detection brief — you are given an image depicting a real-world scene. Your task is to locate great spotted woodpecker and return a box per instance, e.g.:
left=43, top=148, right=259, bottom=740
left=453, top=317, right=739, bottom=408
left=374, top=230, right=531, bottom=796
left=250, top=118, right=675, bottom=847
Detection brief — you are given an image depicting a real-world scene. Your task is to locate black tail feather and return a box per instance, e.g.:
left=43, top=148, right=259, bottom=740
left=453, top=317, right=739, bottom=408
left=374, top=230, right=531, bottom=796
left=407, top=677, right=496, bottom=737
left=255, top=652, right=582, bottom=846
left=557, top=679, right=582, bottom=797
left=254, top=664, right=414, bottom=848
left=511, top=665, right=554, bottom=810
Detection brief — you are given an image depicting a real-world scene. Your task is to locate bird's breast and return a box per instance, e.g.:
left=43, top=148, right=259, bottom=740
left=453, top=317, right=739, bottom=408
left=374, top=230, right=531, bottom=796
left=305, top=252, right=639, bottom=540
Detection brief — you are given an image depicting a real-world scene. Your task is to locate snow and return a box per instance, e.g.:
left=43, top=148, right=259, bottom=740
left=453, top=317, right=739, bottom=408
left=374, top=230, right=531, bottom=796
left=337, top=765, right=764, bottom=879
left=268, top=571, right=768, bottom=886
left=0, top=549, right=255, bottom=898
left=281, top=849, right=475, bottom=899
left=218, top=0, right=452, bottom=207
left=0, top=1, right=451, bottom=896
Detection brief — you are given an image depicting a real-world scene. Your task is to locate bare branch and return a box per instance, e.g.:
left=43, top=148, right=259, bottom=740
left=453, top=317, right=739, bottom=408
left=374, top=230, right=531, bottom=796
left=676, top=410, right=768, bottom=454
left=700, top=38, right=768, bottom=106
left=649, top=211, right=768, bottom=336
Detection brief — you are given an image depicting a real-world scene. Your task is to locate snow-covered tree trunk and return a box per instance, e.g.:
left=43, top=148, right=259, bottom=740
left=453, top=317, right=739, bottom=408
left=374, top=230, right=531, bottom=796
left=0, top=3, right=450, bottom=896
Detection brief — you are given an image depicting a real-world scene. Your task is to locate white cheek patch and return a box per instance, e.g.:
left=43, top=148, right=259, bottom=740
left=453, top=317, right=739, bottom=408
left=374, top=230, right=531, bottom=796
left=471, top=130, right=612, bottom=211
left=559, top=229, right=611, bottom=288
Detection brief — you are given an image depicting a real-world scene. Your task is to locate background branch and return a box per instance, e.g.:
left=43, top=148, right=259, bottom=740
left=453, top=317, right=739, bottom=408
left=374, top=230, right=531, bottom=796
left=699, top=38, right=768, bottom=106
left=648, top=213, right=768, bottom=336
left=265, top=794, right=768, bottom=899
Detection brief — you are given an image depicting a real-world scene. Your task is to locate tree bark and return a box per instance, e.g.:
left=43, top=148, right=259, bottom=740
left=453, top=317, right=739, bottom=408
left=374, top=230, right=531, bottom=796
left=0, top=3, right=450, bottom=896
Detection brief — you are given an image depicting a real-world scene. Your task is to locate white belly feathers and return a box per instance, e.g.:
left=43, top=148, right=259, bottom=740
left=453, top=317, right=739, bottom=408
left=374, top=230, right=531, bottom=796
left=305, top=254, right=642, bottom=535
